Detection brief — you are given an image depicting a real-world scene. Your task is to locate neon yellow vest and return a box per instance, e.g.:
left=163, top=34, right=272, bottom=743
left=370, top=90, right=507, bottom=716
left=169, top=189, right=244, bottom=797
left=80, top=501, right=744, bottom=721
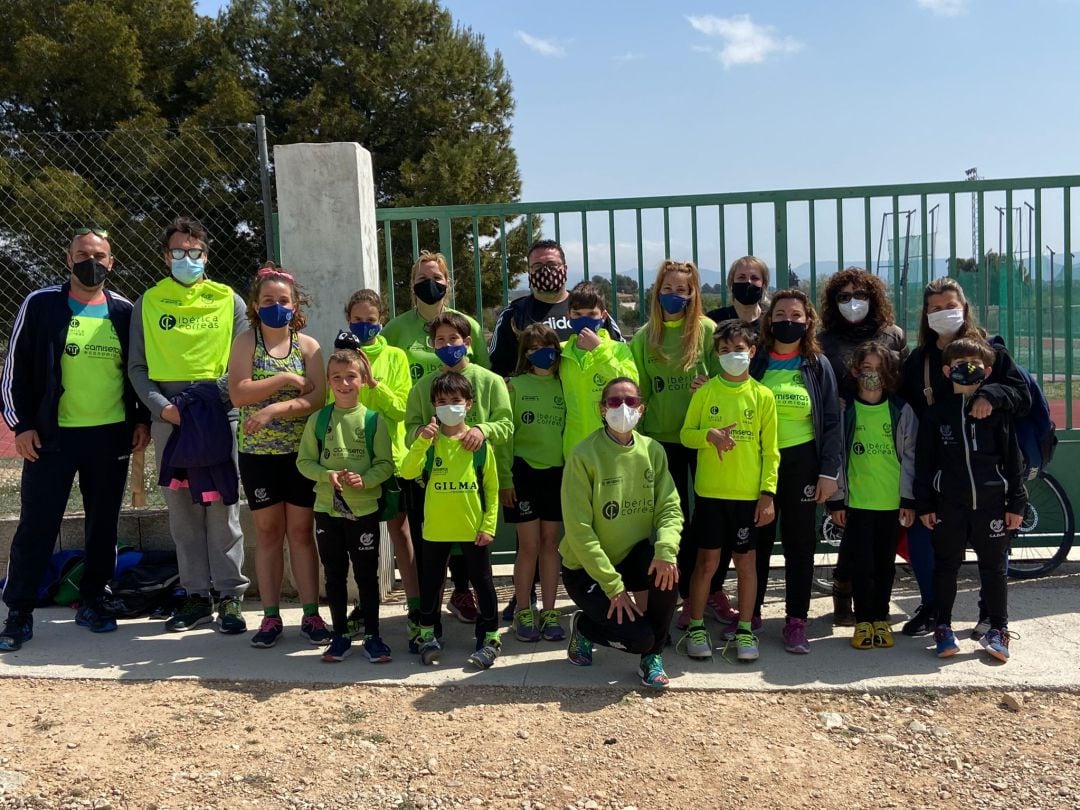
left=141, top=277, right=235, bottom=381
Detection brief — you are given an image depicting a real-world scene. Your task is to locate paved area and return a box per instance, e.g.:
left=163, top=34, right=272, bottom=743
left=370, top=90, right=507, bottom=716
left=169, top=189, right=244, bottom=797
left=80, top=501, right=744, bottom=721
left=1, top=564, right=1077, bottom=692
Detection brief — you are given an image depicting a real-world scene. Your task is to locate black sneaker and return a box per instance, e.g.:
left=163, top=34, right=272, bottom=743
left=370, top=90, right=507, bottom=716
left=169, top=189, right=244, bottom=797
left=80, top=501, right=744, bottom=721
left=216, top=597, right=247, bottom=635
left=468, top=638, right=501, bottom=670
left=0, top=610, right=33, bottom=651
left=75, top=602, right=118, bottom=634
left=901, top=603, right=935, bottom=637
left=164, top=595, right=213, bottom=632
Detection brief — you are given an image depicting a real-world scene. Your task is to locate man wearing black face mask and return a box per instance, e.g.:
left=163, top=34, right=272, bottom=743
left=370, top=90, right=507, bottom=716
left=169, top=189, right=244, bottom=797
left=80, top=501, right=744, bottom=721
left=488, top=240, right=623, bottom=378
left=0, top=229, right=151, bottom=651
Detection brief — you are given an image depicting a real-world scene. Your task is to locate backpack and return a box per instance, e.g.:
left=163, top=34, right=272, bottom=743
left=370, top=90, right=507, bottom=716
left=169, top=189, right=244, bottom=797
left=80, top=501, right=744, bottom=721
left=314, top=403, right=401, bottom=520
left=421, top=441, right=489, bottom=513
left=100, top=550, right=182, bottom=619
left=988, top=337, right=1058, bottom=479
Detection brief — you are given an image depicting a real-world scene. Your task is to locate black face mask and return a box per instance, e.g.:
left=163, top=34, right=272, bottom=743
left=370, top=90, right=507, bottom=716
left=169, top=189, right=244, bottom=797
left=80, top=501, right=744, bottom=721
left=413, top=278, right=448, bottom=306
left=771, top=319, right=807, bottom=345
left=731, top=281, right=763, bottom=306
left=72, top=258, right=109, bottom=287
left=949, top=362, right=986, bottom=386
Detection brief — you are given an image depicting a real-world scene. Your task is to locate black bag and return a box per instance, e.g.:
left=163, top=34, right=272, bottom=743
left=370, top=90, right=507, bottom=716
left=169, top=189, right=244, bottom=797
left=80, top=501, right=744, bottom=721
left=101, top=550, right=182, bottom=619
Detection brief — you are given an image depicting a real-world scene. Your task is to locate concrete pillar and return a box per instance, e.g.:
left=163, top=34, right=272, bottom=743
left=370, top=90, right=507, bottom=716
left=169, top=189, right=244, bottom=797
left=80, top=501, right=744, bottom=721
left=273, top=142, right=380, bottom=353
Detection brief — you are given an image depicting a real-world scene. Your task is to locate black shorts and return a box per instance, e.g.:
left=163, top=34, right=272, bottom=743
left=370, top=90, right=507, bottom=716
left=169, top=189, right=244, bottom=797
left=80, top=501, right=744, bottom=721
left=502, top=458, right=564, bottom=523
left=238, top=452, right=316, bottom=511
left=692, top=496, right=757, bottom=554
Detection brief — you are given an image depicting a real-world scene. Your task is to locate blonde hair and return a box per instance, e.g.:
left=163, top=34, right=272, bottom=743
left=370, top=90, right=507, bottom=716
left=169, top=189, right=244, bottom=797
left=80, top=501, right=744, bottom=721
left=646, top=259, right=706, bottom=371
left=727, top=256, right=771, bottom=294
left=410, top=250, right=451, bottom=307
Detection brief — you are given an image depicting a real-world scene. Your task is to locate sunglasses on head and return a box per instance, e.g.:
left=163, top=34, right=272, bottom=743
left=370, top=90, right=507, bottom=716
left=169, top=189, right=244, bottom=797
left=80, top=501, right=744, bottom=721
left=604, top=395, right=641, bottom=408
left=74, top=227, right=108, bottom=239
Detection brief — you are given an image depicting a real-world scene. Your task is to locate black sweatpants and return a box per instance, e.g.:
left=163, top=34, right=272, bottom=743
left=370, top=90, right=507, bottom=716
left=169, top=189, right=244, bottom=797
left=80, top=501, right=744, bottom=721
left=754, top=440, right=819, bottom=620
left=418, top=539, right=498, bottom=644
left=2, top=423, right=131, bottom=613
left=931, top=503, right=1009, bottom=628
left=845, top=507, right=899, bottom=623
left=662, top=442, right=699, bottom=600
left=314, top=511, right=381, bottom=637
left=562, top=539, right=678, bottom=657
left=403, top=479, right=469, bottom=596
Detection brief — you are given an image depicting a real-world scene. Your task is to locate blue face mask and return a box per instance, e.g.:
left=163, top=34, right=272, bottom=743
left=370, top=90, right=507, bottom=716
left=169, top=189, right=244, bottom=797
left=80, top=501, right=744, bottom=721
left=658, top=293, right=690, bottom=315
left=258, top=304, right=294, bottom=329
left=434, top=343, right=468, bottom=367
left=349, top=322, right=382, bottom=343
left=171, top=256, right=205, bottom=285
left=527, top=347, right=558, bottom=370
left=569, top=316, right=604, bottom=335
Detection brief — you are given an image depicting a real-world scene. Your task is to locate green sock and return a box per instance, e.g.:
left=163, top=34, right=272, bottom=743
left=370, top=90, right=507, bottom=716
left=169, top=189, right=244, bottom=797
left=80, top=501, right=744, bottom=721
left=302, top=603, right=318, bottom=617
left=263, top=605, right=280, bottom=618
left=738, top=620, right=752, bottom=632
left=484, top=630, right=500, bottom=644
left=407, top=596, right=420, bottom=611
left=419, top=625, right=435, bottom=641
left=689, top=618, right=705, bottom=629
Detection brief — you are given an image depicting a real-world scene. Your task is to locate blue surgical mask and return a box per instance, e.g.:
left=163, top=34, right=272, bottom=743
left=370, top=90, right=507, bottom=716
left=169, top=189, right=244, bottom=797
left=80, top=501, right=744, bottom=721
left=258, top=304, right=294, bottom=329
left=171, top=256, right=205, bottom=285
left=527, top=347, right=558, bottom=370
left=434, top=343, right=468, bottom=367
left=349, top=322, right=382, bottom=343
left=658, top=293, right=690, bottom=315
left=569, top=316, right=604, bottom=335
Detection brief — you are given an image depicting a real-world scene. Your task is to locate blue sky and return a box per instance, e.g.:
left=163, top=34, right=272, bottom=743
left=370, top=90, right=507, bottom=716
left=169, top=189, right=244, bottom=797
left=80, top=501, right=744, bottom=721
left=195, top=0, right=1078, bottom=275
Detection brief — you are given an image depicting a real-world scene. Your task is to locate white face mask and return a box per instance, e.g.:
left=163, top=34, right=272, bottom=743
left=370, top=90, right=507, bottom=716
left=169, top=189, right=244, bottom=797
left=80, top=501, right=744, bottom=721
left=604, top=403, right=642, bottom=433
left=839, top=298, right=870, bottom=324
left=435, top=403, right=467, bottom=426
left=719, top=351, right=750, bottom=376
left=927, top=308, right=964, bottom=337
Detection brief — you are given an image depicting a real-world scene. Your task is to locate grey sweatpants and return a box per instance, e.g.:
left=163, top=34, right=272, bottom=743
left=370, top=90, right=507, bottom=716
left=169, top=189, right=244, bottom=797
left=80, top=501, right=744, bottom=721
left=152, top=420, right=249, bottom=599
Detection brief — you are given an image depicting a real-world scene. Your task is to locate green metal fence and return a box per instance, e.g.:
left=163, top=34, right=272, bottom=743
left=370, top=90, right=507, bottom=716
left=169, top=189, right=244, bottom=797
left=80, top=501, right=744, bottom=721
left=376, top=174, right=1079, bottom=434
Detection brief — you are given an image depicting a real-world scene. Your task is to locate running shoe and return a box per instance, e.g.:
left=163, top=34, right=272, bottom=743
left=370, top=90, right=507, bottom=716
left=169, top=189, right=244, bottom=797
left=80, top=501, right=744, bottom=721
left=75, top=602, right=117, bottom=634
left=566, top=611, right=593, bottom=666
left=419, top=636, right=442, bottom=665
left=706, top=590, right=739, bottom=623
left=299, top=614, right=331, bottom=645
left=501, top=592, right=538, bottom=622
left=447, top=590, right=479, bottom=623
left=831, top=581, right=856, bottom=627
left=720, top=614, right=763, bottom=641
left=250, top=616, right=284, bottom=648
left=782, top=616, right=810, bottom=655
left=933, top=624, right=959, bottom=658
left=0, top=610, right=33, bottom=652
left=850, top=621, right=874, bottom=650
left=872, top=620, right=895, bottom=649
left=468, top=638, right=501, bottom=670
left=638, top=654, right=669, bottom=689
left=539, top=609, right=565, bottom=642
left=980, top=627, right=1016, bottom=663
left=734, top=628, right=759, bottom=662
left=970, top=616, right=991, bottom=641
left=164, top=595, right=213, bottom=632
left=322, top=634, right=352, bottom=662
left=362, top=635, right=393, bottom=663
left=676, top=624, right=713, bottom=660
left=512, top=608, right=540, bottom=642
left=901, top=603, right=934, bottom=637
left=215, top=597, right=246, bottom=635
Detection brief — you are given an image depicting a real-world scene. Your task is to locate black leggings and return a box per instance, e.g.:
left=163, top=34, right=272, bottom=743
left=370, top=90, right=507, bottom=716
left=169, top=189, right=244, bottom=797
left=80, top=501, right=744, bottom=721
left=932, top=504, right=1009, bottom=628
left=315, top=512, right=381, bottom=637
left=419, top=539, right=498, bottom=643
left=846, top=507, right=899, bottom=623
left=662, top=442, right=699, bottom=600
left=754, top=440, right=819, bottom=620
left=562, top=539, right=678, bottom=657
left=404, top=479, right=470, bottom=595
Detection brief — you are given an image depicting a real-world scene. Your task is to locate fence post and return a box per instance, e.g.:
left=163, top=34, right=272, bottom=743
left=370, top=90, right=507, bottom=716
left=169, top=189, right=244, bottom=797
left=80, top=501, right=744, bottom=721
left=255, top=115, right=276, bottom=262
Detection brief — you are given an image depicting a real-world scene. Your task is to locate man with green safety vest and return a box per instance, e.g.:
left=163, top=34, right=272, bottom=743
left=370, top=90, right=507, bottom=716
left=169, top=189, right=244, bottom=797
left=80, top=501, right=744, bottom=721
left=128, top=217, right=250, bottom=635
left=0, top=228, right=151, bottom=652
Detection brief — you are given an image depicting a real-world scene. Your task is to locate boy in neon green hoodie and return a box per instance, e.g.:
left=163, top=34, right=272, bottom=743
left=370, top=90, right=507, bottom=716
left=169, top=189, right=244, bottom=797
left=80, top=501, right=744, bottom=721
left=400, top=372, right=501, bottom=670
left=559, top=282, right=638, bottom=458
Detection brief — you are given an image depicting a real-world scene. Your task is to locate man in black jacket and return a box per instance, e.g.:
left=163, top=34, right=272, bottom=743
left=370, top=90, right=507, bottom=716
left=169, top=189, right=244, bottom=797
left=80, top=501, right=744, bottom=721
left=0, top=229, right=150, bottom=651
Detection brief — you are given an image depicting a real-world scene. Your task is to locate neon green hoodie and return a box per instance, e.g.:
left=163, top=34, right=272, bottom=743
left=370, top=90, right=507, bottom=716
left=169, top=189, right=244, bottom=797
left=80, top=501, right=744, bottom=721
left=559, top=330, right=638, bottom=458
left=380, top=307, right=489, bottom=383
left=559, top=429, right=683, bottom=598
left=494, top=371, right=566, bottom=487
left=403, top=361, right=513, bottom=449
left=630, top=316, right=720, bottom=442
left=359, top=335, right=411, bottom=467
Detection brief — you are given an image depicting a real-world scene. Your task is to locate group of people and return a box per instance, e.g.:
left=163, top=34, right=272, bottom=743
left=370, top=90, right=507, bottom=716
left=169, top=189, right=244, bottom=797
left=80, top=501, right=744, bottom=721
left=0, top=224, right=1031, bottom=690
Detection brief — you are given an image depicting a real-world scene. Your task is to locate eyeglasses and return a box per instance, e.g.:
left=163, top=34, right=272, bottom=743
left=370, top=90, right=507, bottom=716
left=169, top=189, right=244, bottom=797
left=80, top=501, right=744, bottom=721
left=836, top=291, right=870, bottom=304
left=169, top=247, right=205, bottom=260
left=604, top=395, right=642, bottom=408
left=529, top=262, right=565, bottom=273
left=74, top=227, right=108, bottom=239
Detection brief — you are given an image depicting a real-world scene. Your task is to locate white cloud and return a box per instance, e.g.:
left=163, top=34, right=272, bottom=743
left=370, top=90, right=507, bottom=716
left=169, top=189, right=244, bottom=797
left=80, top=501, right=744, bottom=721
left=915, top=0, right=967, bottom=16
left=686, top=14, right=802, bottom=68
left=515, top=30, right=566, bottom=57
left=612, top=51, right=644, bottom=63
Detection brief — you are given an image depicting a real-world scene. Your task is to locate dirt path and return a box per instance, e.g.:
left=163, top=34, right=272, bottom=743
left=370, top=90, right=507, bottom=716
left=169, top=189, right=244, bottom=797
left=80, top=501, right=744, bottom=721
left=0, top=680, right=1077, bottom=809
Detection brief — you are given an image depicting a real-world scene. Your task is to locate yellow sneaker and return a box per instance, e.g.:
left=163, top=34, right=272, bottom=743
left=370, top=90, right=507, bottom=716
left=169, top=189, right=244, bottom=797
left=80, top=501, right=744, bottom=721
left=851, top=621, right=874, bottom=650
left=872, top=620, right=895, bottom=648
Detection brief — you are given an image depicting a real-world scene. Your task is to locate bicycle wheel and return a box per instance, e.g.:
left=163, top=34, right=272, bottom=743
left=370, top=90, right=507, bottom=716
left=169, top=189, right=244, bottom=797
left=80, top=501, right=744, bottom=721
left=1007, top=471, right=1075, bottom=579
left=812, top=512, right=844, bottom=594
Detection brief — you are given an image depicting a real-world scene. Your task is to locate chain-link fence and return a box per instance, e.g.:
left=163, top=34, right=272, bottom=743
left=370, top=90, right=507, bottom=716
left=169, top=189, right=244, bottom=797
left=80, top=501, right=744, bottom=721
left=0, top=121, right=274, bottom=343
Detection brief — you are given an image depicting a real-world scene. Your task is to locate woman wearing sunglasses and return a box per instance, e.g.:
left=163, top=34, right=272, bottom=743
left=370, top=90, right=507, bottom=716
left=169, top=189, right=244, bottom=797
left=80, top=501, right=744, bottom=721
left=559, top=377, right=683, bottom=689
